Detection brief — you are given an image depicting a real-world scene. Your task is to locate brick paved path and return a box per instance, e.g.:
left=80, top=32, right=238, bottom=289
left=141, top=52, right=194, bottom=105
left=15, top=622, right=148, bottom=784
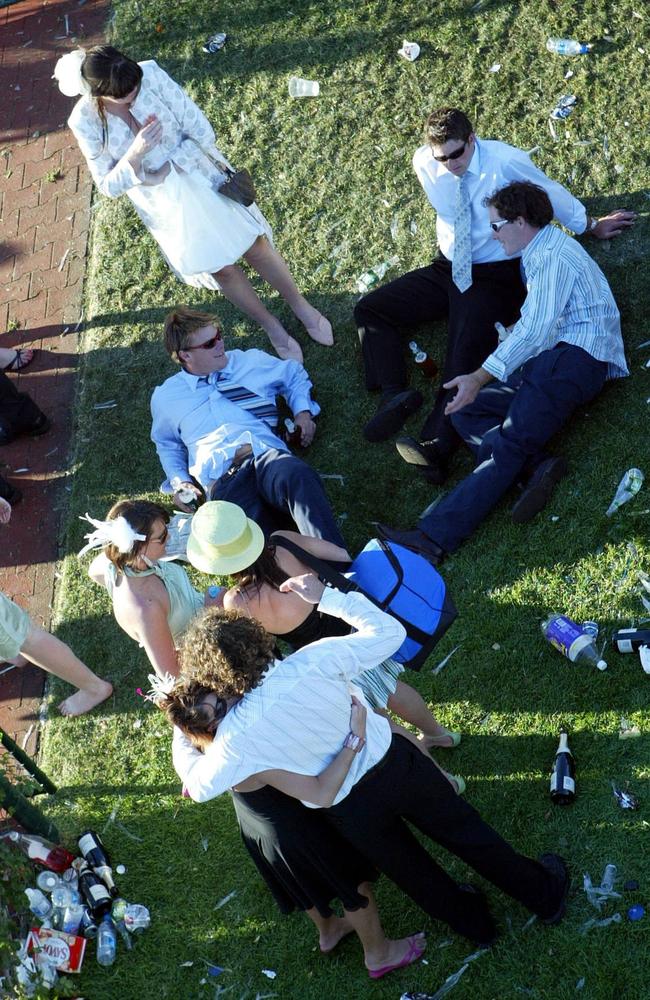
left=0, top=0, right=106, bottom=757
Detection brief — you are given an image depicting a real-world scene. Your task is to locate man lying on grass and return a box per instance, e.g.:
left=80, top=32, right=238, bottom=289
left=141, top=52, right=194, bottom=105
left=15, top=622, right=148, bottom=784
left=167, top=571, right=569, bottom=948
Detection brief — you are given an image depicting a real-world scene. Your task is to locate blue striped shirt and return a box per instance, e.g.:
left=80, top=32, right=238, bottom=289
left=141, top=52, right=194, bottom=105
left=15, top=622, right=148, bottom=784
left=483, top=225, right=628, bottom=383
left=482, top=226, right=629, bottom=382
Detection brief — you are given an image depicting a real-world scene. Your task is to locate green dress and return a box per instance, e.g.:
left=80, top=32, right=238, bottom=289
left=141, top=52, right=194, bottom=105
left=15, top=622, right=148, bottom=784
left=0, top=591, right=31, bottom=661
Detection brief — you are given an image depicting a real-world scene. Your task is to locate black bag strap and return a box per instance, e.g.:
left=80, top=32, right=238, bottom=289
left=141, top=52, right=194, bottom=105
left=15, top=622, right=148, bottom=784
left=271, top=535, right=356, bottom=593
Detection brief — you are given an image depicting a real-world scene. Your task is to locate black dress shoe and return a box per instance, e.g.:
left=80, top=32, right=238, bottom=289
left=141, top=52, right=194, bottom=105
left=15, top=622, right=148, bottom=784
left=454, top=883, right=499, bottom=946
left=511, top=456, right=568, bottom=524
left=28, top=413, right=51, bottom=437
left=538, top=852, right=570, bottom=925
left=377, top=524, right=445, bottom=566
left=363, top=389, right=423, bottom=442
left=395, top=435, right=449, bottom=485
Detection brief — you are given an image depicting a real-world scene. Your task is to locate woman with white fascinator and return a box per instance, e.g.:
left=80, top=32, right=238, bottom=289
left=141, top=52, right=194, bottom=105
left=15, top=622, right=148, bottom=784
left=54, top=45, right=333, bottom=362
left=81, top=499, right=221, bottom=679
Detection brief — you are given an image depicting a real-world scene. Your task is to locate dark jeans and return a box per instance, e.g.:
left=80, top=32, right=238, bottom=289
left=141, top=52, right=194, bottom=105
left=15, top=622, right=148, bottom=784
left=354, top=254, right=525, bottom=455
left=419, top=344, right=608, bottom=552
left=327, top=735, right=561, bottom=941
left=0, top=372, right=44, bottom=443
left=210, top=448, right=345, bottom=546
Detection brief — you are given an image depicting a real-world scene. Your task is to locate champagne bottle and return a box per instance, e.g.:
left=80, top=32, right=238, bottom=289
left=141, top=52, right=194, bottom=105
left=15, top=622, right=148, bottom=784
left=550, top=731, right=576, bottom=804
left=78, top=861, right=112, bottom=919
left=612, top=627, right=650, bottom=653
left=78, top=829, right=118, bottom=897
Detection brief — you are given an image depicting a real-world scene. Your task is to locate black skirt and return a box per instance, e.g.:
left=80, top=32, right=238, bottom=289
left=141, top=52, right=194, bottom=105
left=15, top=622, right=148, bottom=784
left=231, top=786, right=377, bottom=918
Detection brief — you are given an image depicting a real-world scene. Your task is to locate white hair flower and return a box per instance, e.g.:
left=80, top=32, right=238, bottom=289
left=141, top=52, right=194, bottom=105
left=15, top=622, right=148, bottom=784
left=53, top=48, right=91, bottom=97
left=77, top=513, right=146, bottom=558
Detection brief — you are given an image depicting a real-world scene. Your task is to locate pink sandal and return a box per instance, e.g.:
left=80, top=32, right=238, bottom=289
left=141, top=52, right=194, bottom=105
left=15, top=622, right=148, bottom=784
left=2, top=349, right=36, bottom=372
left=367, top=933, right=426, bottom=980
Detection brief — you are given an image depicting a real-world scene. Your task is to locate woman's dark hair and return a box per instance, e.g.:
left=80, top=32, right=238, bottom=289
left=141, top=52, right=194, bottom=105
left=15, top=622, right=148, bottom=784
left=105, top=499, right=170, bottom=572
left=484, top=181, right=553, bottom=229
left=161, top=681, right=228, bottom=750
left=81, top=46, right=143, bottom=149
left=232, top=543, right=287, bottom=594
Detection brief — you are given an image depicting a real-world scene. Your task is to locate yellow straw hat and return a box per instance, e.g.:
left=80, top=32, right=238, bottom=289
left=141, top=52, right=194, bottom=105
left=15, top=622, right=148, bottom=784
left=186, top=501, right=265, bottom=575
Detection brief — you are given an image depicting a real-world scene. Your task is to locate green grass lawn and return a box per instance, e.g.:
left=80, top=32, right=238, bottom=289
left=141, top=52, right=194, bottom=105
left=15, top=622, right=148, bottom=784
left=6, top=0, right=650, bottom=996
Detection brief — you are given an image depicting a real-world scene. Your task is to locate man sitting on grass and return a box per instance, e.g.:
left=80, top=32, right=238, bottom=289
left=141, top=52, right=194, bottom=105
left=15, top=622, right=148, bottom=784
left=379, top=180, right=628, bottom=564
left=151, top=307, right=345, bottom=545
left=170, top=572, right=569, bottom=947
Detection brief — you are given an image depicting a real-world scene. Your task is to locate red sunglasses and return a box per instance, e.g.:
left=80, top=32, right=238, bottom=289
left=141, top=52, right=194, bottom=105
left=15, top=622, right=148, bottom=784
left=184, top=329, right=223, bottom=351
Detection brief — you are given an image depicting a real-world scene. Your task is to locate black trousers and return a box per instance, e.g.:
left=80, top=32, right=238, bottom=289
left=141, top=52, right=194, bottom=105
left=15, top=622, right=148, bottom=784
left=0, top=372, right=44, bottom=442
left=327, top=735, right=559, bottom=942
left=354, top=254, right=526, bottom=456
left=209, top=448, right=345, bottom=547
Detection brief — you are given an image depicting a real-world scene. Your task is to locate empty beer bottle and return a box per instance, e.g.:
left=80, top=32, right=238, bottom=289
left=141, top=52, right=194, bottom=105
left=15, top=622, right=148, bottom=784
left=408, top=341, right=438, bottom=378
left=550, top=731, right=576, bottom=804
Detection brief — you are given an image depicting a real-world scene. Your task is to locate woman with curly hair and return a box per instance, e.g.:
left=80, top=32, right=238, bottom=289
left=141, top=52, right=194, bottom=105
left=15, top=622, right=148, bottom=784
left=81, top=499, right=218, bottom=678
left=162, top=673, right=426, bottom=978
left=54, top=45, right=333, bottom=362
left=183, top=501, right=463, bottom=785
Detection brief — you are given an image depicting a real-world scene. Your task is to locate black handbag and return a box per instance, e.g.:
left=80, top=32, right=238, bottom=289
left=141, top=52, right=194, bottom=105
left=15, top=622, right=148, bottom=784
left=187, top=137, right=257, bottom=207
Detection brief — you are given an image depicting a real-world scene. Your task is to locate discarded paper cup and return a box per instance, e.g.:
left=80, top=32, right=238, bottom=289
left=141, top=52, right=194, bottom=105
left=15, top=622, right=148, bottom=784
left=288, top=76, right=320, bottom=98
left=398, top=40, right=421, bottom=61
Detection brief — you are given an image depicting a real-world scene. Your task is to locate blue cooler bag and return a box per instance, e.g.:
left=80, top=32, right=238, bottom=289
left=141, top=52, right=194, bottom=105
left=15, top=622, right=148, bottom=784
left=275, top=536, right=457, bottom=671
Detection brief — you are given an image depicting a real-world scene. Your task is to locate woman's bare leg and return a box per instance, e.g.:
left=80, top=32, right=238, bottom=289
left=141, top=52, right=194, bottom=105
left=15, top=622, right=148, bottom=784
left=213, top=262, right=303, bottom=362
left=345, top=883, right=426, bottom=973
left=304, top=908, right=354, bottom=953
left=387, top=680, right=459, bottom=748
left=19, top=625, right=112, bottom=717
left=243, top=237, right=334, bottom=346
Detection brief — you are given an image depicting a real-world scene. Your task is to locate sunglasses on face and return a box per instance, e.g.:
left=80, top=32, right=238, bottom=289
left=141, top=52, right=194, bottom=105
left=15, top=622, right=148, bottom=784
left=184, top=329, right=223, bottom=351
left=490, top=219, right=512, bottom=233
left=432, top=141, right=467, bottom=163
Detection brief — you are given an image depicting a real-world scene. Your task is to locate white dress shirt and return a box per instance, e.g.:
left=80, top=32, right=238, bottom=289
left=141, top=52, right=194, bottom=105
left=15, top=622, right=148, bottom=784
left=412, top=138, right=588, bottom=263
left=172, top=588, right=406, bottom=807
left=151, top=349, right=319, bottom=492
left=482, top=225, right=628, bottom=382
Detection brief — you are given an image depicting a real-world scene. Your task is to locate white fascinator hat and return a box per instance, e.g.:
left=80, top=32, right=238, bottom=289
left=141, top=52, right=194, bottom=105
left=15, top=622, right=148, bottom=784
left=53, top=48, right=92, bottom=97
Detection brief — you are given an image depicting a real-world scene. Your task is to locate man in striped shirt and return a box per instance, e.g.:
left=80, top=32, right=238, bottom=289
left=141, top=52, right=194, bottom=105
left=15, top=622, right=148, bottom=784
left=380, top=180, right=628, bottom=562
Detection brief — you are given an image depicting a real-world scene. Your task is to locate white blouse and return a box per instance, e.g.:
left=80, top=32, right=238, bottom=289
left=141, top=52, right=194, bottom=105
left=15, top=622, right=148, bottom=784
left=68, top=60, right=231, bottom=199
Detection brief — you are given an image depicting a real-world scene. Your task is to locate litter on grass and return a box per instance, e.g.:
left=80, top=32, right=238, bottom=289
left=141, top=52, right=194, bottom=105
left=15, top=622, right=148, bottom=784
left=612, top=782, right=639, bottom=810
left=261, top=969, right=277, bottom=979
left=398, top=40, right=420, bottom=61
left=579, top=912, right=622, bottom=935
left=606, top=468, right=644, bottom=517
left=431, top=644, right=461, bottom=675
left=215, top=890, right=237, bottom=910
left=618, top=717, right=641, bottom=738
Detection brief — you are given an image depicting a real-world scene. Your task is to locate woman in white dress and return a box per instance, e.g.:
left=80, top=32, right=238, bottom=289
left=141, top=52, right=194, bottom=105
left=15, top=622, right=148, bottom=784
left=55, top=46, right=332, bottom=362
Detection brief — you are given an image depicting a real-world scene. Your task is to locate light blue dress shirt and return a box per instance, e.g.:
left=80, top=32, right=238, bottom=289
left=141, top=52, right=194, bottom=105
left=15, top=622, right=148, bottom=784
left=150, top=348, right=319, bottom=492
left=412, top=137, right=588, bottom=263
left=482, top=225, right=628, bottom=382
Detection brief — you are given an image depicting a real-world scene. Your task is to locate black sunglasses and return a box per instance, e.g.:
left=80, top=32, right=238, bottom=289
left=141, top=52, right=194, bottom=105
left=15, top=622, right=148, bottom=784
left=490, top=219, right=512, bottom=233
left=184, top=329, right=223, bottom=351
left=432, top=142, right=467, bottom=163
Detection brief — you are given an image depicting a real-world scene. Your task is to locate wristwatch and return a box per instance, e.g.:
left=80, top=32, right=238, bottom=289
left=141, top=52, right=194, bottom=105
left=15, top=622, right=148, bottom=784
left=587, top=216, right=599, bottom=233
left=343, top=732, right=366, bottom=753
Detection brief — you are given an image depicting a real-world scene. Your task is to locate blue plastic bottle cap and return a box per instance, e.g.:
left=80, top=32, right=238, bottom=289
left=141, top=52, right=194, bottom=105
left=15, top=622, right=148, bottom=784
left=627, top=904, right=645, bottom=921
left=207, top=585, right=220, bottom=598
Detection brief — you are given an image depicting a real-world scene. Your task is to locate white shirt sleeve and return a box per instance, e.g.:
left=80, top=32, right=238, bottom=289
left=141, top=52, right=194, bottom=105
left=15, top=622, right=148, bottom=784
left=504, top=149, right=588, bottom=235
left=311, top=587, right=407, bottom=679
left=150, top=384, right=191, bottom=491
left=172, top=726, right=241, bottom=802
left=68, top=102, right=145, bottom=199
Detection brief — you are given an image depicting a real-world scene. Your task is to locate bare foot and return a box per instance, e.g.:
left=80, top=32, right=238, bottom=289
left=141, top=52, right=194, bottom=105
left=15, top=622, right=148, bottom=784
left=419, top=723, right=461, bottom=749
left=319, top=914, right=354, bottom=954
left=59, top=679, right=113, bottom=717
left=365, top=932, right=426, bottom=978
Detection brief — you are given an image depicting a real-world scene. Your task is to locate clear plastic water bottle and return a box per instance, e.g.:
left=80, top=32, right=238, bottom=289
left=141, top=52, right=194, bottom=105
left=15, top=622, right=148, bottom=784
left=356, top=255, right=399, bottom=293
left=96, top=914, right=117, bottom=966
left=541, top=613, right=607, bottom=670
left=62, top=901, right=85, bottom=935
left=25, top=887, right=52, bottom=920
left=546, top=37, right=591, bottom=56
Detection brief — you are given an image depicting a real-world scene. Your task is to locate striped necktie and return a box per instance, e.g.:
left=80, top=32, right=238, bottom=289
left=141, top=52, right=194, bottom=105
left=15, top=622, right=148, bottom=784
left=204, top=372, right=278, bottom=429
left=452, top=173, right=472, bottom=293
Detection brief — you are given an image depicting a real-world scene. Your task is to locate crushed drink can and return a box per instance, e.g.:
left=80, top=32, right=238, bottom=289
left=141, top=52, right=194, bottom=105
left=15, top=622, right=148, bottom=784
left=124, top=903, right=150, bottom=934
left=202, top=32, right=227, bottom=53
left=550, top=94, right=577, bottom=120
